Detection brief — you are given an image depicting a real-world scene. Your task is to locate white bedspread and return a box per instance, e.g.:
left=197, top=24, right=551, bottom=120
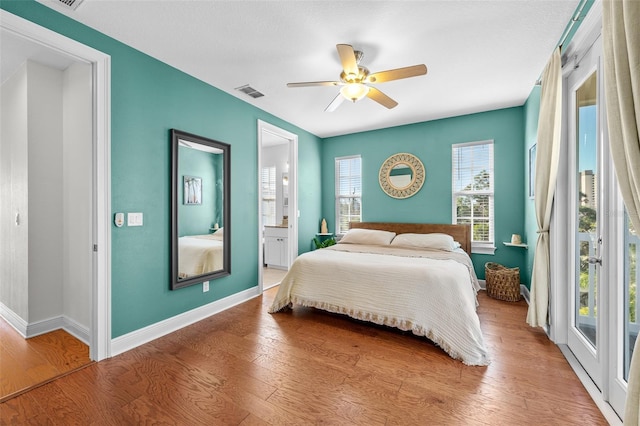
left=178, top=233, right=223, bottom=278
left=269, top=244, right=490, bottom=366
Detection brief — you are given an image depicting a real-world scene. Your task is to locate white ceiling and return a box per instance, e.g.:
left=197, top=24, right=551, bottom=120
left=18, top=1, right=579, bottom=138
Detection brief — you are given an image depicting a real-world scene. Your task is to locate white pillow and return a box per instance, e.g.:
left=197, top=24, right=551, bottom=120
left=390, top=233, right=460, bottom=251
left=339, top=228, right=396, bottom=246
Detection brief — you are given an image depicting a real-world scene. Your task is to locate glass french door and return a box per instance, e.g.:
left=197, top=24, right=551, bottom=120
left=565, top=31, right=634, bottom=417
left=623, top=216, right=638, bottom=380
left=612, top=206, right=639, bottom=415
left=567, top=40, right=603, bottom=389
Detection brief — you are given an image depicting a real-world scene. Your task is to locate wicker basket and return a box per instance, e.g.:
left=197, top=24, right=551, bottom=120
left=485, top=262, right=521, bottom=302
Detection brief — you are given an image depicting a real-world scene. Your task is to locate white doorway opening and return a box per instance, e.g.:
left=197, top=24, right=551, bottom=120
left=0, top=10, right=111, bottom=361
left=257, top=120, right=298, bottom=292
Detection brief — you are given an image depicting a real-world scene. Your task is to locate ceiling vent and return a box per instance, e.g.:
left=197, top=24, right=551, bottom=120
left=55, top=0, right=85, bottom=10
left=234, top=84, right=264, bottom=99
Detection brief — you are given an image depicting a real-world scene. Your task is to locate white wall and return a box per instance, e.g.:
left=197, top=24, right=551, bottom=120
left=0, top=63, right=29, bottom=320
left=0, top=60, right=91, bottom=335
left=62, top=61, right=92, bottom=328
left=26, top=60, right=64, bottom=323
left=262, top=143, right=289, bottom=225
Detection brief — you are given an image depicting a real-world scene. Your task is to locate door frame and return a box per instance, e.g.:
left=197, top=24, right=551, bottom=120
left=564, top=42, right=605, bottom=388
left=550, top=0, right=604, bottom=349
left=257, top=120, right=298, bottom=292
left=1, top=10, right=112, bottom=361
left=549, top=1, right=626, bottom=420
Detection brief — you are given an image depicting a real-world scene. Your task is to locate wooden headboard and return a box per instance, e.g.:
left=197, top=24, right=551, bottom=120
left=349, top=222, right=472, bottom=255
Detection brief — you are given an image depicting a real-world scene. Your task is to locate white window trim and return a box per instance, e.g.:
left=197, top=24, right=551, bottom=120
left=471, top=242, right=497, bottom=255
left=452, top=140, right=495, bottom=255
left=335, top=155, right=362, bottom=236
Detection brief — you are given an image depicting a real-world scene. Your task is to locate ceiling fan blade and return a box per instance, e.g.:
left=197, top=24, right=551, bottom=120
left=366, top=64, right=427, bottom=83
left=324, top=92, right=345, bottom=112
left=287, top=81, right=341, bottom=88
left=367, top=87, right=398, bottom=109
left=336, top=44, right=358, bottom=76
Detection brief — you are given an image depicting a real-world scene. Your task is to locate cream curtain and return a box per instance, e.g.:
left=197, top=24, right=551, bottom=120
left=602, top=0, right=640, bottom=423
left=526, top=48, right=563, bottom=327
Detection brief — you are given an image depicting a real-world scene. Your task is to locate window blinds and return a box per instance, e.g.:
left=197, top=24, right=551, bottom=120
left=335, top=156, right=362, bottom=234
left=452, top=141, right=494, bottom=244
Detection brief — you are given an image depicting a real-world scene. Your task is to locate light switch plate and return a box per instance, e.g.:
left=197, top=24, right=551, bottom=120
left=128, top=212, right=143, bottom=226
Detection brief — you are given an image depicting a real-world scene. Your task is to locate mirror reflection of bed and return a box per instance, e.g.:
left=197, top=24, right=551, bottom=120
left=178, top=228, right=224, bottom=279
left=177, top=139, right=225, bottom=279
left=172, top=129, right=230, bottom=289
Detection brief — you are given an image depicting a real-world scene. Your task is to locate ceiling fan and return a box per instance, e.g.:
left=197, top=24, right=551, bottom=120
left=287, top=44, right=427, bottom=112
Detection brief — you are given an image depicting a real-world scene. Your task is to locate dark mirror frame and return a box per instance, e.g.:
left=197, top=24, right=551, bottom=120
left=171, top=129, right=231, bottom=290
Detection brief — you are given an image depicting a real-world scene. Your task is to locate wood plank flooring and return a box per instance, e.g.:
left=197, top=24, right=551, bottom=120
left=0, top=318, right=92, bottom=402
left=1, top=288, right=608, bottom=425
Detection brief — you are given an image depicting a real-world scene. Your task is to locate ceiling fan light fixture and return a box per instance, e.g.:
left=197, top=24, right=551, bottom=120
left=340, top=83, right=369, bottom=102
left=287, top=44, right=426, bottom=111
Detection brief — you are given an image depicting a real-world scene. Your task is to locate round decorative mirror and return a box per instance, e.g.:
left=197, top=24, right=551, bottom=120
left=379, top=153, right=425, bottom=199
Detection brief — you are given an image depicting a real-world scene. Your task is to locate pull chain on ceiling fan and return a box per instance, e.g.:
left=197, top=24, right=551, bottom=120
left=287, top=44, right=427, bottom=112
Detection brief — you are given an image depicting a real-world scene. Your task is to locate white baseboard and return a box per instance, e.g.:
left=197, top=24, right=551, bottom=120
left=61, top=316, right=90, bottom=345
left=27, top=316, right=90, bottom=343
left=0, top=302, right=28, bottom=336
left=27, top=316, right=66, bottom=338
left=4, top=285, right=262, bottom=357
left=111, top=285, right=261, bottom=357
left=520, top=284, right=530, bottom=304
left=263, top=281, right=280, bottom=291
left=0, top=302, right=90, bottom=343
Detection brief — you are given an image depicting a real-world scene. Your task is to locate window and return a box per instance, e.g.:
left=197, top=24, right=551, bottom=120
left=261, top=166, right=276, bottom=226
left=452, top=140, right=495, bottom=254
left=335, top=156, right=362, bottom=235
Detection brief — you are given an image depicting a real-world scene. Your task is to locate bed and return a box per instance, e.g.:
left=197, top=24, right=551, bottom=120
left=178, top=230, right=224, bottom=278
left=268, top=222, right=490, bottom=366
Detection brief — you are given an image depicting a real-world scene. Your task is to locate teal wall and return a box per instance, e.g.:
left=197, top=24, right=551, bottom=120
left=2, top=1, right=323, bottom=338
left=321, top=107, right=527, bottom=280
left=178, top=147, right=220, bottom=237
left=6, top=0, right=584, bottom=337
left=523, top=87, right=541, bottom=288
left=516, top=0, right=595, bottom=289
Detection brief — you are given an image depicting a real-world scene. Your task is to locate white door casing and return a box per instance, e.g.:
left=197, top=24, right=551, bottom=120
left=551, top=2, right=627, bottom=419
left=0, top=10, right=112, bottom=361
left=257, top=120, right=298, bottom=292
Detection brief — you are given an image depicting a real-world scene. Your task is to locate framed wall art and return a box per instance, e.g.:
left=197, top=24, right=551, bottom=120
left=184, top=175, right=202, bottom=205
left=529, top=144, right=536, bottom=198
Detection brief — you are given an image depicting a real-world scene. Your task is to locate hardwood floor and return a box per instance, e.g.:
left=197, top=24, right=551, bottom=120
left=0, top=318, right=92, bottom=403
left=1, top=288, right=608, bottom=425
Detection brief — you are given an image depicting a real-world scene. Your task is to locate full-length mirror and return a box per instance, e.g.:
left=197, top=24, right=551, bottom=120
left=171, top=129, right=230, bottom=290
